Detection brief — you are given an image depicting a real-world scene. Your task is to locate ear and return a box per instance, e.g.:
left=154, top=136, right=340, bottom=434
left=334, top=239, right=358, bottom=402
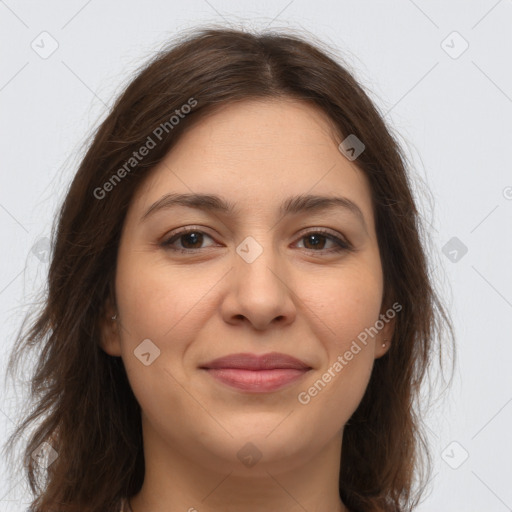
left=374, top=301, right=399, bottom=359
left=98, top=285, right=122, bottom=357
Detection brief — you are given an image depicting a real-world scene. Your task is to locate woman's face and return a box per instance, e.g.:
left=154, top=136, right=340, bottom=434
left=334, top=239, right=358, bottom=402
left=101, top=98, right=394, bottom=476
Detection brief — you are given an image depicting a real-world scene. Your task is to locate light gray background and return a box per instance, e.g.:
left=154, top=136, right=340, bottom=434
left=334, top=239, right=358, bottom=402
left=1, top=1, right=511, bottom=510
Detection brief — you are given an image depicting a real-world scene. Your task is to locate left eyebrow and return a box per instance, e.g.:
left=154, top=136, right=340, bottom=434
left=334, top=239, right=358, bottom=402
left=140, top=192, right=368, bottom=232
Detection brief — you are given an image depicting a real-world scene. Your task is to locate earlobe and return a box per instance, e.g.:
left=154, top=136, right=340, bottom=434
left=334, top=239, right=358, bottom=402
left=375, top=305, right=396, bottom=358
left=376, top=337, right=391, bottom=358
left=98, top=294, right=122, bottom=357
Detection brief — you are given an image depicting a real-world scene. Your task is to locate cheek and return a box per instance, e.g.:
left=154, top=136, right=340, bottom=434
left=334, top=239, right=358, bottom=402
left=114, top=251, right=224, bottom=406
left=299, top=260, right=384, bottom=349
left=114, top=253, right=199, bottom=427
left=293, top=262, right=382, bottom=415
left=296, top=348, right=374, bottom=443
left=296, top=276, right=381, bottom=433
left=115, top=249, right=210, bottom=341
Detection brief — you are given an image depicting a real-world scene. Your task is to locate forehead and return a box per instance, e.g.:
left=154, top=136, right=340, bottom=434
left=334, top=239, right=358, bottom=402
left=127, top=99, right=374, bottom=226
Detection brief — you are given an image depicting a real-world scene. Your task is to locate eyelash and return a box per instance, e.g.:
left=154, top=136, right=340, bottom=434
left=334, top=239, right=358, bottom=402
left=160, top=227, right=353, bottom=255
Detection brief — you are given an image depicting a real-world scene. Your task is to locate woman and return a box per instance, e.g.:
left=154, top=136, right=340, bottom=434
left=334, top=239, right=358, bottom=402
left=4, top=26, right=454, bottom=512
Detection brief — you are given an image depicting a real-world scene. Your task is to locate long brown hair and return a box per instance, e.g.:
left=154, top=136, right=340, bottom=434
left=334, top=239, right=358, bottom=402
left=3, top=26, right=455, bottom=512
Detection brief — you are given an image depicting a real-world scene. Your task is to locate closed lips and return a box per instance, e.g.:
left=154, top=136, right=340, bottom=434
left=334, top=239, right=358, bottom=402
left=200, top=352, right=311, bottom=370
left=200, top=352, right=312, bottom=393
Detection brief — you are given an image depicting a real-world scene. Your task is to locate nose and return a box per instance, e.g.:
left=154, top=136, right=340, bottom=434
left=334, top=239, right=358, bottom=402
left=220, top=238, right=297, bottom=331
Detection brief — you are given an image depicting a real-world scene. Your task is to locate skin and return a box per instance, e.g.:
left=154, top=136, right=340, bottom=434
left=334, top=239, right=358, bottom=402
left=100, top=98, right=395, bottom=512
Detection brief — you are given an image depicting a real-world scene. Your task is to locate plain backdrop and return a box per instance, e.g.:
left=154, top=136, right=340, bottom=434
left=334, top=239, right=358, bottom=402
left=1, top=1, right=511, bottom=511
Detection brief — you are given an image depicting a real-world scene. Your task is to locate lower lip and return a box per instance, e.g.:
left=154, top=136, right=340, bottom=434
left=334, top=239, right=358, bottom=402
left=203, top=368, right=310, bottom=392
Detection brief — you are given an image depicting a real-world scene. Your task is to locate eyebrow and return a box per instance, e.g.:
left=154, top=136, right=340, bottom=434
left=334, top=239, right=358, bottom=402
left=140, top=192, right=367, bottom=230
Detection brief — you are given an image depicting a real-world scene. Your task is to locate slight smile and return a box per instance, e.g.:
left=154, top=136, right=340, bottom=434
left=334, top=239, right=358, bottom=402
left=199, top=352, right=313, bottom=393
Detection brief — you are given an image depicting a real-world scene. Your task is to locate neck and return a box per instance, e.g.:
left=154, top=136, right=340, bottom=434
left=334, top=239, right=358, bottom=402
left=129, top=416, right=349, bottom=512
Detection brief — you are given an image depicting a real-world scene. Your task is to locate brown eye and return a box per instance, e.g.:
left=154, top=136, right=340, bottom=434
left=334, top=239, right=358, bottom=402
left=161, top=229, right=215, bottom=252
left=296, top=230, right=352, bottom=253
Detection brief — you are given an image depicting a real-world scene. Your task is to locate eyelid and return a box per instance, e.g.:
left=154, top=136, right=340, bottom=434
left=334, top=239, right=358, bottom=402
left=295, top=226, right=351, bottom=244
left=160, top=225, right=215, bottom=240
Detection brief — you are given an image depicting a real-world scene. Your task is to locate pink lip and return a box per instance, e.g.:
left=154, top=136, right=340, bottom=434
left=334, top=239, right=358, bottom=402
left=200, top=352, right=312, bottom=393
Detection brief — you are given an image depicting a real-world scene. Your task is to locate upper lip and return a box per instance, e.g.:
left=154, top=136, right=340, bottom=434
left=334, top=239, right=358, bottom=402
left=200, top=352, right=311, bottom=370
